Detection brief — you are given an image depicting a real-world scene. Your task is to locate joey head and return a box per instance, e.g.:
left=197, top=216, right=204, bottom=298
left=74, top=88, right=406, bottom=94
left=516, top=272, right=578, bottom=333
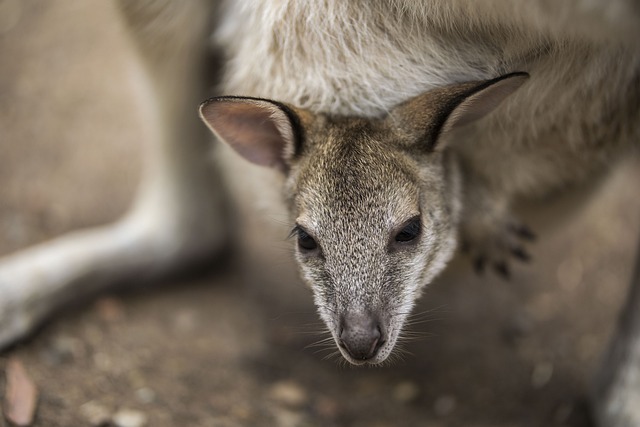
left=200, top=73, right=529, bottom=365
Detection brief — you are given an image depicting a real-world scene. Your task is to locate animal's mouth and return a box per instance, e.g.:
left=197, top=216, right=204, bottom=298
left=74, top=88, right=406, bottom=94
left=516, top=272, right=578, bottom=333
left=336, top=338, right=395, bottom=366
left=337, top=336, right=388, bottom=365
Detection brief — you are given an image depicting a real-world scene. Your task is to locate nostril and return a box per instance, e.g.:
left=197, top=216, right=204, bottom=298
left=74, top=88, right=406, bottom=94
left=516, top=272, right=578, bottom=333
left=367, top=327, right=382, bottom=358
left=373, top=325, right=385, bottom=350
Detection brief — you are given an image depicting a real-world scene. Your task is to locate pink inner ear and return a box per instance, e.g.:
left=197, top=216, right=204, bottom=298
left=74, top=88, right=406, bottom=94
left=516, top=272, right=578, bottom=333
left=443, top=73, right=529, bottom=133
left=200, top=100, right=288, bottom=170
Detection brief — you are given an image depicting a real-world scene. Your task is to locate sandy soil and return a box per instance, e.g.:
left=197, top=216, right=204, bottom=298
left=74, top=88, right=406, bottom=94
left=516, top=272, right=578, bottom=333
left=1, top=2, right=639, bottom=427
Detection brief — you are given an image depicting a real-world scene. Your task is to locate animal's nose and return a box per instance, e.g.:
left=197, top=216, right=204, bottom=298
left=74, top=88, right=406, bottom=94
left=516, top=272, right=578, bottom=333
left=339, top=313, right=384, bottom=361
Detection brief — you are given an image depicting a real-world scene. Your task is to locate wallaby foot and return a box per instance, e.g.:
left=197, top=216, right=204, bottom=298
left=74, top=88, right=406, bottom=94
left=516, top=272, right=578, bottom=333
left=459, top=185, right=534, bottom=278
left=593, top=242, right=640, bottom=427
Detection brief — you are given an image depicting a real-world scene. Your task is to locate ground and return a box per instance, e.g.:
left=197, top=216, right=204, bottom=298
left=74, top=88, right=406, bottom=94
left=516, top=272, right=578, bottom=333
left=1, top=2, right=639, bottom=427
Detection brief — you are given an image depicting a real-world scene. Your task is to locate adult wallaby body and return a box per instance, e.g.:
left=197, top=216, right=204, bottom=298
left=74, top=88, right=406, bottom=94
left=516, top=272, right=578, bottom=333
left=205, top=1, right=640, bottom=425
left=0, top=1, right=638, bottom=426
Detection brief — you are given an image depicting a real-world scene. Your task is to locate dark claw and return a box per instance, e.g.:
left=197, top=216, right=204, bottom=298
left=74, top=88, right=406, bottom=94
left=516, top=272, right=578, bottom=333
left=473, top=256, right=486, bottom=275
left=510, top=246, right=531, bottom=262
left=494, top=261, right=510, bottom=279
left=460, top=240, right=470, bottom=254
left=512, top=224, right=536, bottom=241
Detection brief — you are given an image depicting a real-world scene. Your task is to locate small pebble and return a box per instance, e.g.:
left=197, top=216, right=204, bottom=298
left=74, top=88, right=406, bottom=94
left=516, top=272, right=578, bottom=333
left=135, top=387, right=156, bottom=404
left=95, top=296, right=125, bottom=322
left=271, top=407, right=305, bottom=427
left=41, top=335, right=84, bottom=366
left=434, top=395, right=456, bottom=417
left=393, top=381, right=420, bottom=404
left=502, top=312, right=534, bottom=344
left=553, top=402, right=574, bottom=424
left=268, top=381, right=308, bottom=408
left=313, top=396, right=340, bottom=419
left=172, top=309, right=198, bottom=333
left=79, top=400, right=111, bottom=426
left=531, top=362, right=554, bottom=389
left=93, top=352, right=113, bottom=372
left=112, top=408, right=148, bottom=427
left=230, top=403, right=252, bottom=420
left=4, top=357, right=39, bottom=427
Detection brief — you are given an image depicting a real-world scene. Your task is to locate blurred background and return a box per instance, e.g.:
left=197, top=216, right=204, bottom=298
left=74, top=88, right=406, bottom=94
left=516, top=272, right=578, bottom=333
left=1, top=1, right=639, bottom=426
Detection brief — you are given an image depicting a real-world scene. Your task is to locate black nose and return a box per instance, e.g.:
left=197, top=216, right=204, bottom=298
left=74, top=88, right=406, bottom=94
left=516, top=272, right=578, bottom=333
left=339, top=313, right=384, bottom=361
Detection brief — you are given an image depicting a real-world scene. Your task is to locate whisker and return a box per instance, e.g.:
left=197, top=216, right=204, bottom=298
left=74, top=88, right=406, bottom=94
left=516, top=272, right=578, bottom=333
left=403, top=305, right=451, bottom=319
left=399, top=330, right=436, bottom=338
left=305, top=337, right=336, bottom=349
left=322, top=350, right=343, bottom=363
left=313, top=347, right=339, bottom=355
left=294, top=330, right=332, bottom=337
left=403, top=317, right=447, bottom=327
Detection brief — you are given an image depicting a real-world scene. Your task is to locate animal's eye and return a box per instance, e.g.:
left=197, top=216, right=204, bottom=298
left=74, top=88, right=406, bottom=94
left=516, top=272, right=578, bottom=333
left=394, top=217, right=421, bottom=243
left=295, top=227, right=318, bottom=251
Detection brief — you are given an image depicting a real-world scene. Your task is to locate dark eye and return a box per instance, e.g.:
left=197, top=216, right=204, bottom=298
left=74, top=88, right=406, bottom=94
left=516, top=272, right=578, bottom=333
left=394, top=217, right=421, bottom=243
left=294, top=227, right=318, bottom=251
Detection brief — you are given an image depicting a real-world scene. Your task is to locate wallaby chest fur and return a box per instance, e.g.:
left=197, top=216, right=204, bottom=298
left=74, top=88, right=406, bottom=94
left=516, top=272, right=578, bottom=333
left=217, top=0, right=639, bottom=200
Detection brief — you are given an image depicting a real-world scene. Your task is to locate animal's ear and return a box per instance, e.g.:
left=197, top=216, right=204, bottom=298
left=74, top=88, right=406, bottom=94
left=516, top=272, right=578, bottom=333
left=199, top=96, right=307, bottom=173
left=388, top=72, right=529, bottom=151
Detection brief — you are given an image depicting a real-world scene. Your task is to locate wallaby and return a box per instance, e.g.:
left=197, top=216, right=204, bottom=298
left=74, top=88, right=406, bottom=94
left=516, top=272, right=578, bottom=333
left=205, top=2, right=640, bottom=425
left=1, top=1, right=639, bottom=426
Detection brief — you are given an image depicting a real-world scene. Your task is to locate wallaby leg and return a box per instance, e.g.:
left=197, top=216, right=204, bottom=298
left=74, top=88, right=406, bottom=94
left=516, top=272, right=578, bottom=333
left=0, top=0, right=227, bottom=350
left=594, top=239, right=640, bottom=427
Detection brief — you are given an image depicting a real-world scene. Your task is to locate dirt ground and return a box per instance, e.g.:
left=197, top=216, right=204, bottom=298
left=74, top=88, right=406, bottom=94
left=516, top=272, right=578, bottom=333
left=1, top=2, right=640, bottom=427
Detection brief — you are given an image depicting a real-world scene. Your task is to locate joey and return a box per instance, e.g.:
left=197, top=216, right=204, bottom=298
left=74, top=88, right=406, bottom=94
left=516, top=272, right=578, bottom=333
left=200, top=73, right=529, bottom=364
